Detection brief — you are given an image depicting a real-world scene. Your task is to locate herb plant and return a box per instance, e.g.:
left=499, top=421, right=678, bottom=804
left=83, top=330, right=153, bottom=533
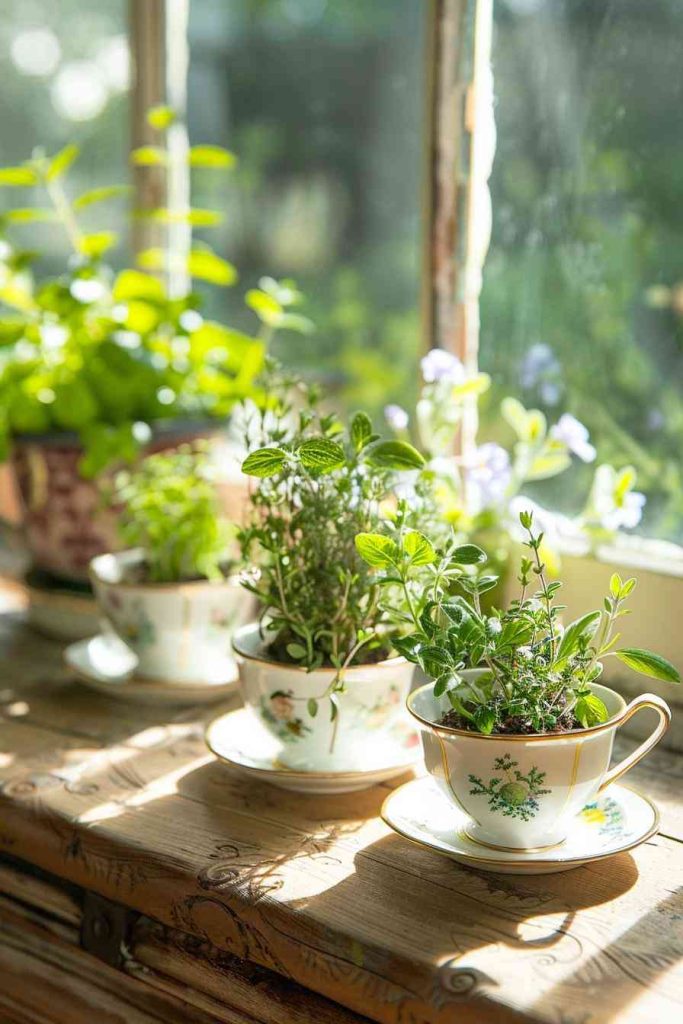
left=238, top=374, right=429, bottom=682
left=0, top=108, right=312, bottom=475
left=356, top=509, right=680, bottom=735
left=114, top=443, right=234, bottom=583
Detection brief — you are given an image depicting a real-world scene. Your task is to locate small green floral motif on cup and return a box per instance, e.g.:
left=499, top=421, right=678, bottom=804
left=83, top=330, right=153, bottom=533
left=468, top=754, right=550, bottom=821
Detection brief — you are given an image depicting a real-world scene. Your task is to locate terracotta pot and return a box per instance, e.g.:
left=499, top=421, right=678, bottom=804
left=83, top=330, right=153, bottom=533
left=3, top=422, right=249, bottom=584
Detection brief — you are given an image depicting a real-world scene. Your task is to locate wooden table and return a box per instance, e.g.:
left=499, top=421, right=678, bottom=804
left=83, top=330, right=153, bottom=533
left=1, top=586, right=682, bottom=1024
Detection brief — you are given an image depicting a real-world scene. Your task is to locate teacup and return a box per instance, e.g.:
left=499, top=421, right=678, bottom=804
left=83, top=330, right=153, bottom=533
left=407, top=674, right=671, bottom=851
left=233, top=622, right=416, bottom=772
left=90, top=549, right=254, bottom=684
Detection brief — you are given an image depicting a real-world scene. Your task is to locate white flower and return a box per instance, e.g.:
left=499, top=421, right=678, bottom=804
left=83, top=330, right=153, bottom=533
left=466, top=443, right=511, bottom=513
left=420, top=348, right=465, bottom=384
left=591, top=465, right=646, bottom=531
left=550, top=413, right=596, bottom=463
left=384, top=403, right=409, bottom=431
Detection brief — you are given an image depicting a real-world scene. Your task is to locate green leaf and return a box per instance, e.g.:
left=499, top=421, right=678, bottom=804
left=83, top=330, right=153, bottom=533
left=113, top=269, right=165, bottom=303
left=575, top=693, right=609, bottom=728
left=474, top=706, right=496, bottom=735
left=286, top=642, right=307, bottom=660
left=525, top=446, right=572, bottom=481
left=245, top=288, right=282, bottom=325
left=298, top=438, right=345, bottom=472
left=351, top=411, right=373, bottom=451
left=46, top=144, right=80, bottom=181
left=307, top=698, right=319, bottom=718
left=354, top=533, right=399, bottom=569
left=364, top=439, right=425, bottom=471
left=135, top=247, right=165, bottom=271
left=403, top=530, right=436, bottom=566
left=277, top=312, right=315, bottom=334
left=460, top=575, right=499, bottom=595
left=188, top=145, right=236, bottom=169
left=130, top=146, right=167, bottom=166
left=453, top=544, right=487, bottom=565
left=5, top=208, right=56, bottom=224
left=609, top=573, right=622, bottom=599
left=241, top=447, right=287, bottom=478
left=136, top=207, right=223, bottom=227
left=146, top=105, right=176, bottom=130
left=615, top=648, right=680, bottom=683
left=555, top=611, right=601, bottom=668
left=73, top=185, right=130, bottom=211
left=0, top=166, right=38, bottom=186
left=187, top=248, right=237, bottom=286
left=78, top=231, right=118, bottom=258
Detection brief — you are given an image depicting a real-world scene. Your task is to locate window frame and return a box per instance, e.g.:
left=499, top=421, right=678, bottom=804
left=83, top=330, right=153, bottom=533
left=130, top=2, right=683, bottom=716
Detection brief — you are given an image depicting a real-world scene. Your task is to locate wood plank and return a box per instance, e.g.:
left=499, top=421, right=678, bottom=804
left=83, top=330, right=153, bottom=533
left=0, top=896, right=224, bottom=1024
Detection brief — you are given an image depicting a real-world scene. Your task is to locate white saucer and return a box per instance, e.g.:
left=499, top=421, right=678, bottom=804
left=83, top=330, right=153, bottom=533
left=205, top=706, right=420, bottom=793
left=65, top=634, right=238, bottom=705
left=382, top=777, right=659, bottom=874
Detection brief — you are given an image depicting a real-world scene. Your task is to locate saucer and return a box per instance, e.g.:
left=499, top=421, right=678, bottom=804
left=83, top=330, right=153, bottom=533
left=65, top=634, right=238, bottom=705
left=381, top=777, right=659, bottom=874
left=205, top=706, right=420, bottom=793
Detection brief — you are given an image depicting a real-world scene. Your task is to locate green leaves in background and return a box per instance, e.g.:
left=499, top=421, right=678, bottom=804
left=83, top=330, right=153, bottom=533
left=0, top=166, right=38, bottom=186
left=189, top=145, right=236, bottom=169
left=146, top=105, right=176, bottom=131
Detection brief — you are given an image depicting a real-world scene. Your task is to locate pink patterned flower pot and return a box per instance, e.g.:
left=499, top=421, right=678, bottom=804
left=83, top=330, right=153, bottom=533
left=6, top=423, right=247, bottom=584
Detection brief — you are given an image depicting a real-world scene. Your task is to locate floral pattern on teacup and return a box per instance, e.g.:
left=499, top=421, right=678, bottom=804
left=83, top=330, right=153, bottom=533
left=580, top=796, right=624, bottom=837
left=468, top=754, right=551, bottom=822
left=107, top=597, right=156, bottom=650
left=261, top=690, right=311, bottom=742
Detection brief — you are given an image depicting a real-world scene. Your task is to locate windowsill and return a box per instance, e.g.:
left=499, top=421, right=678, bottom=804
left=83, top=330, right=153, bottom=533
left=558, top=532, right=683, bottom=580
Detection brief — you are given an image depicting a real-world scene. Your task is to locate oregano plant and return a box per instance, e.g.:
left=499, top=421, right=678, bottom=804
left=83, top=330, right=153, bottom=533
left=238, top=372, right=432, bottom=715
left=355, top=509, right=680, bottom=735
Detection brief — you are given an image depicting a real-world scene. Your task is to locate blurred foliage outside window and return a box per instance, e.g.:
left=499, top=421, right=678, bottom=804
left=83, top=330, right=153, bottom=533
left=0, top=0, right=129, bottom=270
left=479, top=0, right=683, bottom=544
left=187, top=0, right=425, bottom=419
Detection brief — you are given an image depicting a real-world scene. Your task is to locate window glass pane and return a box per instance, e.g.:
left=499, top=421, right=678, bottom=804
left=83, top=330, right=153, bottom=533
left=0, top=0, right=130, bottom=269
left=480, top=0, right=683, bottom=543
left=187, top=0, right=425, bottom=418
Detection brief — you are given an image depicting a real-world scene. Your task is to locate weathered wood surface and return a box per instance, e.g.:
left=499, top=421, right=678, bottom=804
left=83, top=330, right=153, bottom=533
left=1, top=599, right=682, bottom=1024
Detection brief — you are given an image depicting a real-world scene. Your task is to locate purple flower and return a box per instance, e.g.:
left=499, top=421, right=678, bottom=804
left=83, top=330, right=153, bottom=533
left=520, top=343, right=563, bottom=406
left=384, top=404, right=409, bottom=431
left=466, top=443, right=512, bottom=512
left=421, top=349, right=465, bottom=384
left=550, top=414, right=596, bottom=463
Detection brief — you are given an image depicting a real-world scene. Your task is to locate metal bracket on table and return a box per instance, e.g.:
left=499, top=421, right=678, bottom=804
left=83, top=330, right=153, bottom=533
left=80, top=890, right=138, bottom=967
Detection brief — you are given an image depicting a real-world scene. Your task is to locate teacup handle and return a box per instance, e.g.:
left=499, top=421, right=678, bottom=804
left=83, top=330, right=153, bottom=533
left=598, top=693, right=671, bottom=793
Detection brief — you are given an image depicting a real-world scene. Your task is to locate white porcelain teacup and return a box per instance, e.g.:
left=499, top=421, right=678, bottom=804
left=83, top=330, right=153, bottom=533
left=233, top=622, right=416, bottom=772
left=90, top=549, right=254, bottom=684
left=407, top=673, right=671, bottom=851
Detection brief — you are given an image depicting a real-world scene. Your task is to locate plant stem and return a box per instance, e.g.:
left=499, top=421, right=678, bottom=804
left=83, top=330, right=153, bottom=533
left=45, top=175, right=82, bottom=254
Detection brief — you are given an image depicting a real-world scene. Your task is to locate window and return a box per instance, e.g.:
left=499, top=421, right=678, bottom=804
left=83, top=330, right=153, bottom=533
left=186, top=0, right=426, bottom=418
left=0, top=0, right=130, bottom=270
left=479, top=0, right=683, bottom=544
